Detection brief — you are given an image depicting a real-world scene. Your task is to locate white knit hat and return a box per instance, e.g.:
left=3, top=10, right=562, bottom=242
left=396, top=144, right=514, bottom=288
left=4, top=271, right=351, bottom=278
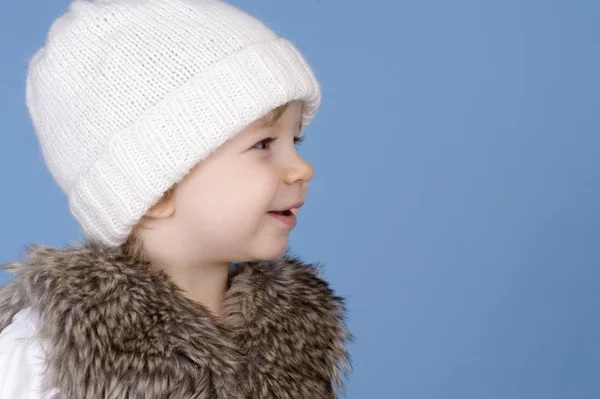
left=26, top=0, right=321, bottom=247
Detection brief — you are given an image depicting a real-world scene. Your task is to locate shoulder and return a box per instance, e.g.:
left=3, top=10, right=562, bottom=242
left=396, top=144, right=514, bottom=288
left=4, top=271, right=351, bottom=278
left=0, top=308, right=56, bottom=399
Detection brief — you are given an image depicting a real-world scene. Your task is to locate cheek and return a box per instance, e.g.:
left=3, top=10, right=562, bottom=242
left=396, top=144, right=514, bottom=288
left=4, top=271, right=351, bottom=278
left=224, top=163, right=279, bottom=219
left=179, top=160, right=279, bottom=228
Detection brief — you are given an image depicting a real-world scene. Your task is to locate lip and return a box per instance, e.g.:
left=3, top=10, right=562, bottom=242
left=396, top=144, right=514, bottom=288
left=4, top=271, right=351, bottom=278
left=267, top=201, right=304, bottom=228
left=267, top=211, right=297, bottom=228
left=270, top=201, right=305, bottom=213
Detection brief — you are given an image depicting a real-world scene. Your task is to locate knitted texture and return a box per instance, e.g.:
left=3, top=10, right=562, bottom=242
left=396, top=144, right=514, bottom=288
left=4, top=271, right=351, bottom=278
left=25, top=0, right=321, bottom=246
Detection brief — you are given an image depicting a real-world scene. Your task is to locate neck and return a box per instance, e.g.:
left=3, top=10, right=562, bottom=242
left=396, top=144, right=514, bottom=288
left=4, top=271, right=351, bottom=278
left=150, top=258, right=230, bottom=319
left=136, top=222, right=232, bottom=318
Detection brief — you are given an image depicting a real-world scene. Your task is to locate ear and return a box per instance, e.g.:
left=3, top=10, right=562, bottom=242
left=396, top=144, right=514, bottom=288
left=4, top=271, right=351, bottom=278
left=144, top=196, right=176, bottom=219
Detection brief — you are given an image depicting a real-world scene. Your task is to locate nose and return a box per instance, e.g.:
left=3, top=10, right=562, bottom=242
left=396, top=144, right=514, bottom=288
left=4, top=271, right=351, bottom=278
left=284, top=150, right=314, bottom=186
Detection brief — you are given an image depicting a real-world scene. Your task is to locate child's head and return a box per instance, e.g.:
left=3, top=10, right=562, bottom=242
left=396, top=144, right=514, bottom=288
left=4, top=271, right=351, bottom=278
left=25, top=0, right=320, bottom=262
left=123, top=100, right=313, bottom=264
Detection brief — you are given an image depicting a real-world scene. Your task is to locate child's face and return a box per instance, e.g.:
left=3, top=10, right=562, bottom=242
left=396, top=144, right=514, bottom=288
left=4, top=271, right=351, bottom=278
left=167, top=100, right=313, bottom=262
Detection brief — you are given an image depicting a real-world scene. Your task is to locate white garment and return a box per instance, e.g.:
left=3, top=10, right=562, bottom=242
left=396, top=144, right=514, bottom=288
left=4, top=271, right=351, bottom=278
left=0, top=308, right=57, bottom=399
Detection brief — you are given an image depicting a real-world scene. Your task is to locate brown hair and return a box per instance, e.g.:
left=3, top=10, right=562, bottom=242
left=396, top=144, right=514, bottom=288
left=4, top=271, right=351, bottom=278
left=121, top=102, right=290, bottom=261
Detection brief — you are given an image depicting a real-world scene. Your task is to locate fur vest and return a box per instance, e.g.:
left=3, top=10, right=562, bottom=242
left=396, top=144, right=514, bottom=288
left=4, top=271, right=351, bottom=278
left=0, top=242, right=352, bottom=398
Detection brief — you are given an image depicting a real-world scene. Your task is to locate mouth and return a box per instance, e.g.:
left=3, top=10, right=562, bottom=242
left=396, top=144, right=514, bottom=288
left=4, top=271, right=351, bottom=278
left=267, top=210, right=297, bottom=228
left=267, top=201, right=304, bottom=228
left=268, top=201, right=304, bottom=215
left=268, top=209, right=294, bottom=216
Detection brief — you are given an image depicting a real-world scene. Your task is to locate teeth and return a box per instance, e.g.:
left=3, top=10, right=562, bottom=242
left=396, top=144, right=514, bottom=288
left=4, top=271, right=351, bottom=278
left=271, top=210, right=290, bottom=215
left=270, top=209, right=294, bottom=215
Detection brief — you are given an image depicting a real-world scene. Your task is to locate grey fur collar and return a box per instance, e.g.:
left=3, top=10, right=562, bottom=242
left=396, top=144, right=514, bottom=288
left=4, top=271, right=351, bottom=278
left=0, top=242, right=352, bottom=398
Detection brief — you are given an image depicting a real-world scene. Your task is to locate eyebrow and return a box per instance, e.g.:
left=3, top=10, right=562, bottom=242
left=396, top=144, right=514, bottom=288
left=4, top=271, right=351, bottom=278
left=250, top=119, right=303, bottom=139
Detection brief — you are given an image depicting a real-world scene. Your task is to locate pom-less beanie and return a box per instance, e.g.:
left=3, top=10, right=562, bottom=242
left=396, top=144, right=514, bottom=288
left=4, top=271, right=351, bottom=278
left=25, top=0, right=321, bottom=246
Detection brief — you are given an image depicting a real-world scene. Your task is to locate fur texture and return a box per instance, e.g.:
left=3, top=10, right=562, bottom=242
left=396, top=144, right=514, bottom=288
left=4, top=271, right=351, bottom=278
left=0, top=242, right=352, bottom=398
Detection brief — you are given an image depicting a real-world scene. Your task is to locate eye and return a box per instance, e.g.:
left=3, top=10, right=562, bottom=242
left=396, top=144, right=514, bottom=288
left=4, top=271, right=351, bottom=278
left=252, top=137, right=275, bottom=150
left=251, top=135, right=305, bottom=151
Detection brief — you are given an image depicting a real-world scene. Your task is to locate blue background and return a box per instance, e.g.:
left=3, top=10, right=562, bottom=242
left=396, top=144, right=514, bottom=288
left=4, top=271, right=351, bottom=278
left=1, top=0, right=599, bottom=397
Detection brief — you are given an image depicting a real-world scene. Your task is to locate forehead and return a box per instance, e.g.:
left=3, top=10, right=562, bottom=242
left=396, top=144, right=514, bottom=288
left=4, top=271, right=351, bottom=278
left=271, top=101, right=304, bottom=131
left=267, top=100, right=304, bottom=124
left=241, top=101, right=304, bottom=134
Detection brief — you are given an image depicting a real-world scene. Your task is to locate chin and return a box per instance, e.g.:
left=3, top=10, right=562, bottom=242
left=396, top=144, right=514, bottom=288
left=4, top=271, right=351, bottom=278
left=255, top=237, right=289, bottom=261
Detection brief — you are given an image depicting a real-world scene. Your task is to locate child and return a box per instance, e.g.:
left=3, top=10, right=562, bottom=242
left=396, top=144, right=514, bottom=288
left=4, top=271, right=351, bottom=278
left=0, top=0, right=352, bottom=397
